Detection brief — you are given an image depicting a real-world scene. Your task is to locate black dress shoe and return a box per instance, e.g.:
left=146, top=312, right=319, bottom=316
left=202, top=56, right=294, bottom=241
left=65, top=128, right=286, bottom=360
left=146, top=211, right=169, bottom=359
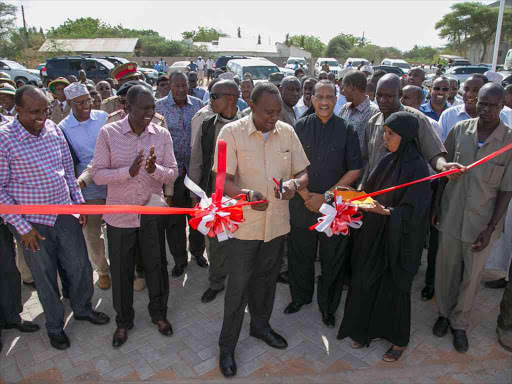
left=4, top=320, right=40, bottom=333
left=250, top=329, right=288, bottom=349
left=421, top=285, right=435, bottom=301
left=194, top=255, right=208, bottom=268
left=219, top=351, right=237, bottom=377
left=153, top=319, right=173, bottom=336
left=277, top=271, right=289, bottom=284
left=451, top=328, right=469, bottom=353
left=201, top=287, right=224, bottom=303
left=485, top=278, right=507, bottom=289
left=112, top=324, right=133, bottom=348
left=48, top=331, right=70, bottom=350
left=322, top=312, right=335, bottom=328
left=284, top=302, right=304, bottom=314
left=433, top=316, right=450, bottom=337
left=171, top=263, right=187, bottom=278
left=74, top=311, right=110, bottom=325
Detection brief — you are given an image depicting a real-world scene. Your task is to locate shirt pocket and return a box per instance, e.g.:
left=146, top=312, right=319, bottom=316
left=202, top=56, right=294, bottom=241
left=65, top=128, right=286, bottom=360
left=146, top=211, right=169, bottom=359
left=273, top=150, right=292, bottom=179
left=484, top=162, right=506, bottom=186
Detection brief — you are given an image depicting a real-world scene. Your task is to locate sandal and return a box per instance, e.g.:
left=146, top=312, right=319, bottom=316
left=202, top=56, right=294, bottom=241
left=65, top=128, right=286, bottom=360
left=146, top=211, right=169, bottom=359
left=351, top=341, right=365, bottom=349
left=382, top=346, right=405, bottom=362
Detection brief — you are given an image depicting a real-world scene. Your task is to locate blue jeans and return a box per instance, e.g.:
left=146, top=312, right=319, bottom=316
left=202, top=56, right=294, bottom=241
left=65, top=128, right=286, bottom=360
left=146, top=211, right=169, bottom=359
left=9, top=215, right=94, bottom=335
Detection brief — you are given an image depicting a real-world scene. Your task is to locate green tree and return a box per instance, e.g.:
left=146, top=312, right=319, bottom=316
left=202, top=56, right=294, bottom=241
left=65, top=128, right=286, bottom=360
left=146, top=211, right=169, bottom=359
left=0, top=1, right=16, bottom=40
left=435, top=2, right=512, bottom=62
left=325, top=34, right=354, bottom=59
left=181, top=26, right=228, bottom=42
left=288, top=34, right=326, bottom=57
left=403, top=45, right=440, bottom=63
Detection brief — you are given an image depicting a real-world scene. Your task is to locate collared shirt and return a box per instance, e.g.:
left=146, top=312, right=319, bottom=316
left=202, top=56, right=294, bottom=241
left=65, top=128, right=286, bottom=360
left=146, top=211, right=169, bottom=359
left=0, top=118, right=84, bottom=235
left=213, top=114, right=310, bottom=242
left=91, top=116, right=178, bottom=228
left=190, top=87, right=206, bottom=100
left=451, top=95, right=464, bottom=106
left=195, top=59, right=205, bottom=70
left=334, top=94, right=347, bottom=116
left=156, top=94, right=204, bottom=175
left=189, top=110, right=242, bottom=197
left=294, top=97, right=309, bottom=118
left=49, top=99, right=71, bottom=124
left=438, top=119, right=512, bottom=242
left=339, top=97, right=380, bottom=149
left=279, top=103, right=297, bottom=126
left=362, top=105, right=446, bottom=185
left=439, top=104, right=511, bottom=142
left=191, top=105, right=215, bottom=149
left=59, top=109, right=108, bottom=201
left=291, top=113, right=363, bottom=228
left=420, top=101, right=451, bottom=122
left=206, top=59, right=214, bottom=70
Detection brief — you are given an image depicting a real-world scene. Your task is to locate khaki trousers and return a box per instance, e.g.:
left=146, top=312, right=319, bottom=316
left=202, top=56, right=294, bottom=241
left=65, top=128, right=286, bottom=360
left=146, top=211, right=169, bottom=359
left=83, top=199, right=109, bottom=276
left=435, top=230, right=495, bottom=331
left=16, top=241, right=33, bottom=283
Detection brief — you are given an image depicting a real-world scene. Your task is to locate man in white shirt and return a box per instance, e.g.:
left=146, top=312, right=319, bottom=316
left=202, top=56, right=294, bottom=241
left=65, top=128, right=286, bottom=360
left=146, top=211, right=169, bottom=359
left=195, top=57, right=206, bottom=85
left=206, top=57, right=215, bottom=82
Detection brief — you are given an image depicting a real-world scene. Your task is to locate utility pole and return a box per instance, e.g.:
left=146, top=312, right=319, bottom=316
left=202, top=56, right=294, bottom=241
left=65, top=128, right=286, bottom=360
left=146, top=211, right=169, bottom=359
left=492, top=0, right=505, bottom=71
left=21, top=5, right=28, bottom=50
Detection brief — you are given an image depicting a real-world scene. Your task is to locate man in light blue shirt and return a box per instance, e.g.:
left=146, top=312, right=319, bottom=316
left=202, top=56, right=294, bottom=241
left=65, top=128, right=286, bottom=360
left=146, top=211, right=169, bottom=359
left=58, top=83, right=111, bottom=290
left=420, top=76, right=451, bottom=122
left=439, top=74, right=510, bottom=141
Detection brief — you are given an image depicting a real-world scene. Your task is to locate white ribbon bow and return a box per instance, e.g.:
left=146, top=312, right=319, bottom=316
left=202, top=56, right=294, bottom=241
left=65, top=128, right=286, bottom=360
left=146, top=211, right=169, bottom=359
left=313, top=196, right=363, bottom=237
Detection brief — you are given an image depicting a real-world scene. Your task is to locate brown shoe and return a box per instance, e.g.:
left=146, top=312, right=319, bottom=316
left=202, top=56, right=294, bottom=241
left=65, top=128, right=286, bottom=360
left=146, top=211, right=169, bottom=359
left=98, top=275, right=111, bottom=290
left=112, top=325, right=132, bottom=348
left=153, top=319, right=173, bottom=336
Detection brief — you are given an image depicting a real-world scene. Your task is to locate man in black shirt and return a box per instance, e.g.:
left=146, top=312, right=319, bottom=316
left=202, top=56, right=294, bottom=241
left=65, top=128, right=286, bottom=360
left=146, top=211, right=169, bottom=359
left=285, top=80, right=363, bottom=328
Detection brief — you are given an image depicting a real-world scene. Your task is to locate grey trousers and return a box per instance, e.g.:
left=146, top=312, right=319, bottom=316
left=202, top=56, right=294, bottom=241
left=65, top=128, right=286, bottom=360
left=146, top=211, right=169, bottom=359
left=219, top=236, right=285, bottom=353
left=435, top=230, right=495, bottom=331
left=82, top=199, right=109, bottom=276
left=206, top=236, right=228, bottom=291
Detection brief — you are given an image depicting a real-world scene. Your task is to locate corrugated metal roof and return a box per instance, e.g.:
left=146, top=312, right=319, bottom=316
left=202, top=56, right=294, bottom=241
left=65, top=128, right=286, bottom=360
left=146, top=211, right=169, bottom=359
left=39, top=38, right=138, bottom=53
left=193, top=37, right=278, bottom=54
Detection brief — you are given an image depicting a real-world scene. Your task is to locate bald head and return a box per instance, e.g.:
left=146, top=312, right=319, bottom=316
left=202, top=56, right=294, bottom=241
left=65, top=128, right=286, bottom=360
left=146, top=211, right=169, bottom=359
left=401, top=85, right=424, bottom=110
left=318, top=71, right=329, bottom=80
left=478, top=82, right=505, bottom=101
left=281, top=76, right=301, bottom=89
left=377, top=74, right=402, bottom=93
left=15, top=85, right=47, bottom=107
left=376, top=74, right=402, bottom=116
left=212, top=79, right=239, bottom=95
left=476, top=83, right=505, bottom=125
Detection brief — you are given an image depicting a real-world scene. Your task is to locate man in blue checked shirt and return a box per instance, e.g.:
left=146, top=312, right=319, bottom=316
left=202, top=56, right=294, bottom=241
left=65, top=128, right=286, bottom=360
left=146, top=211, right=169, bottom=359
left=156, top=72, right=208, bottom=277
left=0, top=86, right=110, bottom=351
left=58, top=82, right=111, bottom=291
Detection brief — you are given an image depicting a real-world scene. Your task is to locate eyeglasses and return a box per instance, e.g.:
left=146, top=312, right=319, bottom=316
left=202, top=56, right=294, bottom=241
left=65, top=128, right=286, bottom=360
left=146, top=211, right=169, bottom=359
left=433, top=87, right=449, bottom=92
left=70, top=98, right=94, bottom=107
left=210, top=92, right=238, bottom=100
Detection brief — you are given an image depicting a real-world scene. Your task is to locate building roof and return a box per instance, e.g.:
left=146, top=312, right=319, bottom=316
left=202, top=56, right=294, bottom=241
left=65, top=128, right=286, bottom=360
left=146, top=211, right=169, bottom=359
left=489, top=0, right=512, bottom=7
left=39, top=38, right=139, bottom=53
left=193, top=37, right=278, bottom=55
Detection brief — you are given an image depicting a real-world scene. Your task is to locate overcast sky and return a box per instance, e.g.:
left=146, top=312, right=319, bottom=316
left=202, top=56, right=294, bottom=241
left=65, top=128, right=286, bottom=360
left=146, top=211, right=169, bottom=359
left=7, top=0, right=495, bottom=52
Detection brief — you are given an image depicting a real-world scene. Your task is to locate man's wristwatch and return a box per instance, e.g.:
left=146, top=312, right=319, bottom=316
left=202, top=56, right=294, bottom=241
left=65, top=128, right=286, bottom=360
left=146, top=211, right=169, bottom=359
left=324, top=191, right=334, bottom=203
left=291, top=179, right=300, bottom=190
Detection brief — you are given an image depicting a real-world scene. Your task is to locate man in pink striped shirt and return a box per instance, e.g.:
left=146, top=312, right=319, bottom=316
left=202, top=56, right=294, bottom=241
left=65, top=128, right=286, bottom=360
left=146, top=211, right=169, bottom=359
left=92, top=85, right=178, bottom=348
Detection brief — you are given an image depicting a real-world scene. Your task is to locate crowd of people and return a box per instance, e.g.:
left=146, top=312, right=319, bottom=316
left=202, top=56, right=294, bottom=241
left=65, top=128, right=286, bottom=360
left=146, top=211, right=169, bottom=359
left=0, top=57, right=511, bottom=378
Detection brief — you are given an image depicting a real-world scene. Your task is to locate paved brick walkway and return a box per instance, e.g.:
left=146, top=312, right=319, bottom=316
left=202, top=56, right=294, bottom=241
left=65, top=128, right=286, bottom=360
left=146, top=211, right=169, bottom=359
left=1, top=251, right=511, bottom=384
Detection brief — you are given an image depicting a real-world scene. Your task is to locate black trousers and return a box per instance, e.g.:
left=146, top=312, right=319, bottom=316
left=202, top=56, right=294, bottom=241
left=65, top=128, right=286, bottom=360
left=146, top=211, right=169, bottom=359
left=165, top=176, right=206, bottom=266
left=107, top=215, right=169, bottom=328
left=425, top=180, right=439, bottom=288
left=288, top=226, right=349, bottom=315
left=0, top=224, right=22, bottom=328
left=219, top=236, right=285, bottom=353
left=207, top=236, right=229, bottom=291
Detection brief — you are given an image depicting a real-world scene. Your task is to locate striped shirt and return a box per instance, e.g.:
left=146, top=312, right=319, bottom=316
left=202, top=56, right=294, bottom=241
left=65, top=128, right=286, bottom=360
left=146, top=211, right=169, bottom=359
left=91, top=116, right=178, bottom=228
left=0, top=118, right=84, bottom=235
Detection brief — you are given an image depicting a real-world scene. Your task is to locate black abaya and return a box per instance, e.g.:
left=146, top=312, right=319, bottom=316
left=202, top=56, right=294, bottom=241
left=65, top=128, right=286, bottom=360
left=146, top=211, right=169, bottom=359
left=337, top=112, right=431, bottom=347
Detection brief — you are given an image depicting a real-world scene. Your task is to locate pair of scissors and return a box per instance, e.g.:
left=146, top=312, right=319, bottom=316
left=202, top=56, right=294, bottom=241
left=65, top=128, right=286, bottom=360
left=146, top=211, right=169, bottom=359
left=273, top=177, right=283, bottom=199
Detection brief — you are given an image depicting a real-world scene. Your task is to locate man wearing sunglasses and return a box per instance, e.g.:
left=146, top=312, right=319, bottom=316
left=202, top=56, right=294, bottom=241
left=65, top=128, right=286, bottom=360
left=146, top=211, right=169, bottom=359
left=58, top=83, right=112, bottom=291
left=420, top=76, right=451, bottom=122
left=188, top=80, right=243, bottom=304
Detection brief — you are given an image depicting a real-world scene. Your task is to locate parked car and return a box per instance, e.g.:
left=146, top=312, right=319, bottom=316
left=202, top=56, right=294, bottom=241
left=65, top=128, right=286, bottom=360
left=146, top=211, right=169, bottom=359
left=138, top=67, right=158, bottom=85
left=502, top=72, right=512, bottom=87
left=0, top=59, right=41, bottom=83
left=380, top=58, right=411, bottom=74
left=279, top=67, right=295, bottom=76
left=98, top=56, right=129, bottom=66
left=226, top=58, right=280, bottom=83
left=444, top=66, right=488, bottom=83
left=215, top=55, right=248, bottom=70
left=372, top=65, right=405, bottom=77
left=169, top=61, right=189, bottom=73
left=36, top=62, right=48, bottom=84
left=314, top=58, right=342, bottom=79
left=45, top=56, right=114, bottom=83
left=344, top=57, right=369, bottom=69
left=285, top=57, right=308, bottom=72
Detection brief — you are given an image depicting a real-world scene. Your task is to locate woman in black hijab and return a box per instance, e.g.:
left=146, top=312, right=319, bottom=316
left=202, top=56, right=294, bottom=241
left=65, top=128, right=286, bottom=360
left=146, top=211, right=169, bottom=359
left=337, top=111, right=431, bottom=362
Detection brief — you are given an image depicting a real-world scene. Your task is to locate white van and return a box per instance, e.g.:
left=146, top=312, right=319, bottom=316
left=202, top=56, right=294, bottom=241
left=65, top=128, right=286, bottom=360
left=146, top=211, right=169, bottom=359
left=344, top=58, right=369, bottom=69
left=381, top=58, right=411, bottom=74
left=505, top=49, right=512, bottom=70
left=226, top=58, right=280, bottom=82
left=314, top=58, right=342, bottom=79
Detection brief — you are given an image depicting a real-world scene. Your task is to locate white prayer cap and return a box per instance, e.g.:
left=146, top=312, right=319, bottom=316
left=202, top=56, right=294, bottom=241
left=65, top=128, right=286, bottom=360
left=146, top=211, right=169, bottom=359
left=64, top=82, right=89, bottom=100
left=360, top=65, right=374, bottom=74
left=484, top=71, right=503, bottom=84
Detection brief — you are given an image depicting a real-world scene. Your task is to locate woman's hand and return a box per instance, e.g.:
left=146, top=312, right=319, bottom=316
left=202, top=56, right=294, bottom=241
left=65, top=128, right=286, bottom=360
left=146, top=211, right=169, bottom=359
left=360, top=201, right=390, bottom=216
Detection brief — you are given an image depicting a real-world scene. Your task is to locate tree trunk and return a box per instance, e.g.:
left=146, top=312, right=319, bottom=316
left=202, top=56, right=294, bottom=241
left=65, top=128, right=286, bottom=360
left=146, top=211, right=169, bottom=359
left=480, top=40, right=489, bottom=63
